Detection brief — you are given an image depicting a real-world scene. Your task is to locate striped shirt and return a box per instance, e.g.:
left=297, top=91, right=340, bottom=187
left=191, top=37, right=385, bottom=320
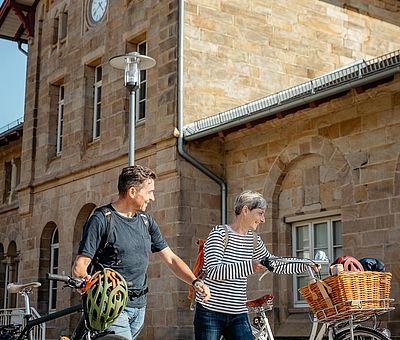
left=196, top=224, right=309, bottom=314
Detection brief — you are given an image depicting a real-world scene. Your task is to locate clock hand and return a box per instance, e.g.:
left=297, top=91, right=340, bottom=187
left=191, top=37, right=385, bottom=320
left=92, top=7, right=99, bottom=18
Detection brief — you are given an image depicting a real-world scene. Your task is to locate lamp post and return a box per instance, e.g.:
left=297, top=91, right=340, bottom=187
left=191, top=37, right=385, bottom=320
left=109, top=52, right=156, bottom=165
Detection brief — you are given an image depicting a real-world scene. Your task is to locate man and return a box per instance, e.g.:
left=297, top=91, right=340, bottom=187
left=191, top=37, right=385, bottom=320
left=73, top=165, right=210, bottom=339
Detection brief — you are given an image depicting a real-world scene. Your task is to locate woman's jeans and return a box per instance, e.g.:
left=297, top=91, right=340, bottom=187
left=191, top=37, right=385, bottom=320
left=107, top=306, right=146, bottom=340
left=194, top=303, right=253, bottom=340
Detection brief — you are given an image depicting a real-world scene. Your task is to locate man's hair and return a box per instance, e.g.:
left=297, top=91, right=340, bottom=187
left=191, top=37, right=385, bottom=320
left=118, top=165, right=156, bottom=195
left=234, top=190, right=267, bottom=216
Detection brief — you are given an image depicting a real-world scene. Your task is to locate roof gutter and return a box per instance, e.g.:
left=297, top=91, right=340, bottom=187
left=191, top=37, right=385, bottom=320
left=177, top=0, right=227, bottom=224
left=184, top=51, right=400, bottom=141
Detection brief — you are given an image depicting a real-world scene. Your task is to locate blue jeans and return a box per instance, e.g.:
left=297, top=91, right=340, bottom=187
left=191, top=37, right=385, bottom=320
left=194, top=303, right=253, bottom=340
left=107, top=306, right=146, bottom=340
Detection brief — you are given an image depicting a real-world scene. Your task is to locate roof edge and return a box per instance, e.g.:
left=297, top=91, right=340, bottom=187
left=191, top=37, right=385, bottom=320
left=183, top=50, right=400, bottom=141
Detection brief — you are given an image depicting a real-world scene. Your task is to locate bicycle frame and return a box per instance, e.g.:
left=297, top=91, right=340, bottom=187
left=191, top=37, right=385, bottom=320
left=251, top=317, right=328, bottom=340
left=5, top=281, right=90, bottom=340
left=19, top=303, right=83, bottom=340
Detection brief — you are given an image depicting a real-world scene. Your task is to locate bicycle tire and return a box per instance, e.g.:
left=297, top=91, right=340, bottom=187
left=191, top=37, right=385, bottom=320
left=335, top=326, right=389, bottom=340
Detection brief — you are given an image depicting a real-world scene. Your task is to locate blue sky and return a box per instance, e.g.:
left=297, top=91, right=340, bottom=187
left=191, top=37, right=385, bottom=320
left=0, top=39, right=27, bottom=129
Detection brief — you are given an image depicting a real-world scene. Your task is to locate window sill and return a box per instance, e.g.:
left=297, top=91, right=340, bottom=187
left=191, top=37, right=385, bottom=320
left=87, top=138, right=100, bottom=147
left=136, top=119, right=145, bottom=126
left=50, top=153, right=61, bottom=162
left=0, top=201, right=19, bottom=213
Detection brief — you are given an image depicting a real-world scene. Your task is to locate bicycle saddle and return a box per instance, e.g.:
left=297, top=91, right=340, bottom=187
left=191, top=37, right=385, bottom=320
left=246, top=293, right=273, bottom=308
left=7, top=281, right=41, bottom=294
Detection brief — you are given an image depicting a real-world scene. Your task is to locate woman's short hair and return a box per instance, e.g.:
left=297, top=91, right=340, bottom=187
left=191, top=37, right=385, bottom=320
left=118, top=165, right=156, bottom=195
left=234, top=190, right=267, bottom=216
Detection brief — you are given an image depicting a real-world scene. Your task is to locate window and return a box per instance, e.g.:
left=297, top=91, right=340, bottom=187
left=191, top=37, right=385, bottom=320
left=3, top=242, right=18, bottom=308
left=93, top=66, right=102, bottom=139
left=52, top=10, right=68, bottom=47
left=3, top=161, right=12, bottom=203
left=56, top=85, right=64, bottom=154
left=137, top=41, right=147, bottom=121
left=59, top=11, right=68, bottom=41
left=292, top=216, right=342, bottom=306
left=52, top=17, right=59, bottom=45
left=2, top=158, right=21, bottom=204
left=48, top=228, right=59, bottom=311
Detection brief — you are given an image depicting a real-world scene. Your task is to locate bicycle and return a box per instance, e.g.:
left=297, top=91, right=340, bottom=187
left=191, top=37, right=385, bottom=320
left=247, top=256, right=394, bottom=340
left=0, top=273, right=127, bottom=340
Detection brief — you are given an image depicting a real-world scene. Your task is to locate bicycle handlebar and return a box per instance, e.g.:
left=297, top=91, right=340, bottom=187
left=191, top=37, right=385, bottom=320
left=46, top=273, right=86, bottom=289
left=258, top=256, right=329, bottom=281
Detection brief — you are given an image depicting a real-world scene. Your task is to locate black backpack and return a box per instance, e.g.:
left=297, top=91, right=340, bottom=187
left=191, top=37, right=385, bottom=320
left=89, top=205, right=150, bottom=273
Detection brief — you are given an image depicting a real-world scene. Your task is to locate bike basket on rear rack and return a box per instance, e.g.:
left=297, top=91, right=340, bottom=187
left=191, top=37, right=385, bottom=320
left=298, top=271, right=392, bottom=321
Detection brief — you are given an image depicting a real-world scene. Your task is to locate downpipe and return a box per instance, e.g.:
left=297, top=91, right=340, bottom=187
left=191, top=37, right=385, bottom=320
left=176, top=0, right=227, bottom=224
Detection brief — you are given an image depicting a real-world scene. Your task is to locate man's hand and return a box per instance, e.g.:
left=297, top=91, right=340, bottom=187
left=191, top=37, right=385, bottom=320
left=76, top=275, right=91, bottom=295
left=193, top=279, right=211, bottom=302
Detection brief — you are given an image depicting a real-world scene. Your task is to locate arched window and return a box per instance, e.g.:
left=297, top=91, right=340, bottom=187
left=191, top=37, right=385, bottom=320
left=3, top=242, right=19, bottom=308
left=0, top=244, right=5, bottom=306
left=48, top=228, right=59, bottom=311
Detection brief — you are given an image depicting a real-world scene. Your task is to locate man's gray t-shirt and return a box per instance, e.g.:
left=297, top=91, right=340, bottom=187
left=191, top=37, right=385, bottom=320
left=78, top=204, right=168, bottom=307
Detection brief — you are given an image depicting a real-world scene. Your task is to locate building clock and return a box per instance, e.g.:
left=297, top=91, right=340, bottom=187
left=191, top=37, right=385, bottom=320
left=87, top=0, right=108, bottom=25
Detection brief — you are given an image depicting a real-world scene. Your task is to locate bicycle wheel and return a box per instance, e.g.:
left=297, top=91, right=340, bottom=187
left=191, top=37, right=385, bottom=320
left=335, top=326, right=389, bottom=340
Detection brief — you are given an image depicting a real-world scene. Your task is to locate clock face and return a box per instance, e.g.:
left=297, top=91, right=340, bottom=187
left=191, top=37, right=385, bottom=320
left=88, top=0, right=108, bottom=25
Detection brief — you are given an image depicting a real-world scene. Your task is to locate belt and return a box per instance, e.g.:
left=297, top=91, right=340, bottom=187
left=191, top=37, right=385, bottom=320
left=128, top=287, right=148, bottom=298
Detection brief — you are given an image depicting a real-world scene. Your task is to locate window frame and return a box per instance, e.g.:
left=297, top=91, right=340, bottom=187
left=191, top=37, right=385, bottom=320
left=59, top=11, right=68, bottom=42
left=56, top=85, right=64, bottom=155
left=92, top=65, right=102, bottom=140
left=3, top=161, right=12, bottom=203
left=3, top=243, right=19, bottom=309
left=136, top=40, right=147, bottom=122
left=48, top=228, right=59, bottom=311
left=291, top=215, right=342, bottom=307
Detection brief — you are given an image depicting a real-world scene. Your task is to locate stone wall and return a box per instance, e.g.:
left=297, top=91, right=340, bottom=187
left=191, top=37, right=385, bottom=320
left=184, top=0, right=400, bottom=122
left=187, top=76, right=400, bottom=337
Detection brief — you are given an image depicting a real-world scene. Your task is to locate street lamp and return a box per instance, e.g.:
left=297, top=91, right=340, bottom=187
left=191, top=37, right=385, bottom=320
left=109, top=52, right=156, bottom=165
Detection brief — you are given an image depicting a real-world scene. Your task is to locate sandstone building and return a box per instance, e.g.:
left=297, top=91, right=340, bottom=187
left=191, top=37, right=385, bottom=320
left=0, top=0, right=399, bottom=338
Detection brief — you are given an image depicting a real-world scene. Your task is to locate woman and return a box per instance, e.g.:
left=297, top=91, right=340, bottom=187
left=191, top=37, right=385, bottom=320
left=193, top=190, right=309, bottom=340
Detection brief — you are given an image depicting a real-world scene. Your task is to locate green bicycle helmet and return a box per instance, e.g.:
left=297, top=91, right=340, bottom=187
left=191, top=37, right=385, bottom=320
left=83, top=268, right=128, bottom=331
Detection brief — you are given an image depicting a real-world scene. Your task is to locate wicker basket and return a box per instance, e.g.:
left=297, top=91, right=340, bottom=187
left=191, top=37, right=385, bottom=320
left=299, top=271, right=392, bottom=320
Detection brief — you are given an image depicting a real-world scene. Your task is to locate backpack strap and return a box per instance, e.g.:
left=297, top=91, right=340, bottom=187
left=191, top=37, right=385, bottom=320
left=222, top=225, right=257, bottom=256
left=252, top=231, right=258, bottom=259
left=222, top=225, right=229, bottom=249
left=89, top=205, right=113, bottom=273
left=96, top=209, right=150, bottom=252
left=97, top=205, right=113, bottom=248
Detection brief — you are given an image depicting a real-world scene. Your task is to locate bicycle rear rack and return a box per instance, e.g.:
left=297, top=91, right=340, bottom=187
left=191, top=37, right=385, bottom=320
left=316, top=298, right=394, bottom=324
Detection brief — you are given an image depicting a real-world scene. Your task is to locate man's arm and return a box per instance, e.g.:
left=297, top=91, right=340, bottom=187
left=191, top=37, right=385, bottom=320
left=157, top=247, right=210, bottom=302
left=72, top=255, right=92, bottom=278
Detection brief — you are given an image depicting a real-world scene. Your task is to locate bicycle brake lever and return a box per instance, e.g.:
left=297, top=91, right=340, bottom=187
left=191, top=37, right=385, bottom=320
left=260, top=257, right=275, bottom=272
left=65, top=277, right=86, bottom=289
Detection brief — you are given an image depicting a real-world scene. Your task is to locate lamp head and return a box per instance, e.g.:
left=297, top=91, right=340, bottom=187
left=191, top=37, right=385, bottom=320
left=109, top=52, right=156, bottom=90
